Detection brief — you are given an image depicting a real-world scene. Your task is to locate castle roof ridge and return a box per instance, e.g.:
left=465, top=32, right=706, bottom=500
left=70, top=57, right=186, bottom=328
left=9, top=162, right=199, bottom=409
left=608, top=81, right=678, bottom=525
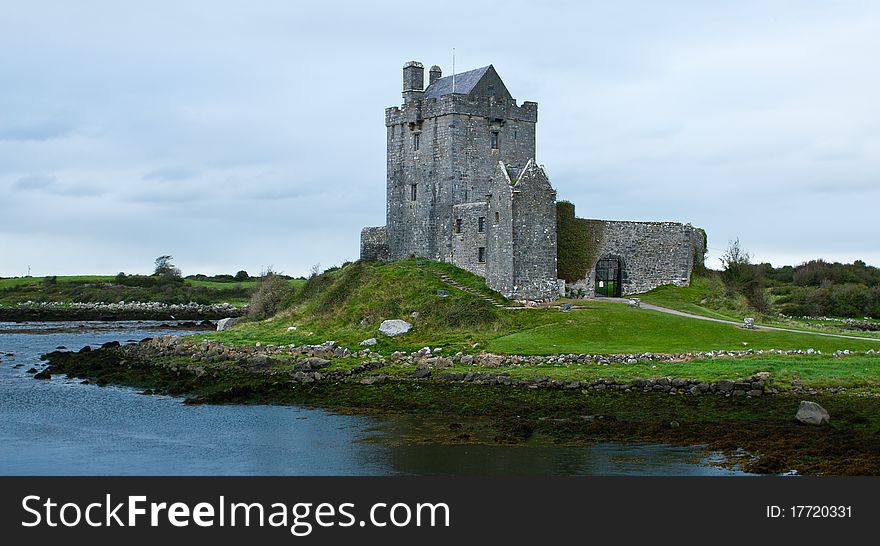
left=424, top=65, right=493, bottom=99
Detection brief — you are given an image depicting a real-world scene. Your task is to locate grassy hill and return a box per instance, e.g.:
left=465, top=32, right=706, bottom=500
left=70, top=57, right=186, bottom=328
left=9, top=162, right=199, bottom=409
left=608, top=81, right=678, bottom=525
left=214, top=259, right=880, bottom=355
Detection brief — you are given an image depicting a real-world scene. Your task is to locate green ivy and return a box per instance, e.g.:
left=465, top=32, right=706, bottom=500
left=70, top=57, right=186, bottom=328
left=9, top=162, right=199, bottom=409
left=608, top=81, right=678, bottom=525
left=556, top=201, right=605, bottom=282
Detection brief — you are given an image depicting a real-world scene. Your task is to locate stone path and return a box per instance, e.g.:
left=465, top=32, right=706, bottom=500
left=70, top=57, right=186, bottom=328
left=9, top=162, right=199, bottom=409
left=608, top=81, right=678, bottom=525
left=601, top=297, right=880, bottom=343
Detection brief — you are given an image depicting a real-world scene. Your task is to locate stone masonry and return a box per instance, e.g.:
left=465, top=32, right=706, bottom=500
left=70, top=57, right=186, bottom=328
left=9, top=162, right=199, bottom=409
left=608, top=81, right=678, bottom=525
left=361, top=60, right=705, bottom=301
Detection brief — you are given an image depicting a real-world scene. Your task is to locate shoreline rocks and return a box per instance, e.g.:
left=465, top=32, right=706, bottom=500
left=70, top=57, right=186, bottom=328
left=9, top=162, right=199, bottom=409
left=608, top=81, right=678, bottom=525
left=796, top=401, right=830, bottom=425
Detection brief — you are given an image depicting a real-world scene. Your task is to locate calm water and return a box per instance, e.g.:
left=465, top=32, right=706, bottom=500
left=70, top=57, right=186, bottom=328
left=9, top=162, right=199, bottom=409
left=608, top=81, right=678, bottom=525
left=0, top=322, right=748, bottom=476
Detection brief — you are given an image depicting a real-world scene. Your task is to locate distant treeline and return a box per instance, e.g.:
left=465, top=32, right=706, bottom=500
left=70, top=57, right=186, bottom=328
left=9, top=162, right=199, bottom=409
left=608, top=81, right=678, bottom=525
left=722, top=259, right=880, bottom=318
left=2, top=274, right=251, bottom=306
left=763, top=260, right=880, bottom=318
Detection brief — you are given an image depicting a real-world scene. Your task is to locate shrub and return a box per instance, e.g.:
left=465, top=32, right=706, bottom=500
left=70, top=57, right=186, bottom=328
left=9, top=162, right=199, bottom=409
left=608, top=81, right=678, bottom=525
left=247, top=271, right=292, bottom=320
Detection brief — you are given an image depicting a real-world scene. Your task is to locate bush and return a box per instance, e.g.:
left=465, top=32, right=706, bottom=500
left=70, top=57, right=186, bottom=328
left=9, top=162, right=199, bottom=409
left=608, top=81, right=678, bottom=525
left=247, top=271, right=292, bottom=320
left=720, top=239, right=767, bottom=312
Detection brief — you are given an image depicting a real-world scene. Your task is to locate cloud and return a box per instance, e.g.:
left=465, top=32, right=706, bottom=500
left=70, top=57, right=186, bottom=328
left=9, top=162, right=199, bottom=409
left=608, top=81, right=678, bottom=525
left=142, top=167, right=199, bottom=182
left=0, top=119, right=77, bottom=142
left=13, top=174, right=56, bottom=191
left=1, top=0, right=879, bottom=276
left=11, top=173, right=104, bottom=197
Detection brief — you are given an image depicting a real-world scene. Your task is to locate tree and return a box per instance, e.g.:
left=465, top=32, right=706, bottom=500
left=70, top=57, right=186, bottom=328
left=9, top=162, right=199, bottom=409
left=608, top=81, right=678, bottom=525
left=234, top=270, right=250, bottom=281
left=153, top=255, right=182, bottom=279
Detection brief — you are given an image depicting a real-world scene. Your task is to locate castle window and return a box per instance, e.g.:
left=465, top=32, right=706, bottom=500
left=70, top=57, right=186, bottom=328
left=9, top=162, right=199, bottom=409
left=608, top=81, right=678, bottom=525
left=514, top=129, right=518, bottom=140
left=495, top=211, right=500, bottom=223
left=478, top=247, right=486, bottom=263
left=490, top=132, right=499, bottom=150
left=455, top=218, right=463, bottom=233
left=478, top=216, right=485, bottom=233
left=413, top=133, right=420, bottom=151
left=410, top=184, right=417, bottom=201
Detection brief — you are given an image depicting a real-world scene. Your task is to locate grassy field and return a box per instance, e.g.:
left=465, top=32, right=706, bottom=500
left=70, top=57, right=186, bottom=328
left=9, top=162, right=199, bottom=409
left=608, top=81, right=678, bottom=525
left=0, top=275, right=305, bottom=306
left=638, top=279, right=880, bottom=340
left=485, top=303, right=880, bottom=354
left=210, top=259, right=880, bottom=355
left=638, top=276, right=746, bottom=321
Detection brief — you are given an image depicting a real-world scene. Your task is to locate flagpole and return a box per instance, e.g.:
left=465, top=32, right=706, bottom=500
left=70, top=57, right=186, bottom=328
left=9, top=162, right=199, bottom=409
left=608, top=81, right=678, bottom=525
left=452, top=47, right=455, bottom=94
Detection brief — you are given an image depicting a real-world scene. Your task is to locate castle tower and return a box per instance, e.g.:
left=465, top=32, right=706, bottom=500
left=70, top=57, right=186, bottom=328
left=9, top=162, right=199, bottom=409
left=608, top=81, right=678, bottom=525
left=383, top=61, right=538, bottom=262
left=361, top=60, right=558, bottom=300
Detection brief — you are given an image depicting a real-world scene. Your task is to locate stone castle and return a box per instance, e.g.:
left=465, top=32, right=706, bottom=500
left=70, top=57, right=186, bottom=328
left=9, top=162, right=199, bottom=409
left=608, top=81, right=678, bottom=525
left=361, top=61, right=705, bottom=301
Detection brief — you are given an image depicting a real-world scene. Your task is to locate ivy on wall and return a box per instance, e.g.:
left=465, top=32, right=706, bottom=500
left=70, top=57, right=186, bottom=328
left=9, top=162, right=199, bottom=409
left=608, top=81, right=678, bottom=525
left=556, top=201, right=606, bottom=282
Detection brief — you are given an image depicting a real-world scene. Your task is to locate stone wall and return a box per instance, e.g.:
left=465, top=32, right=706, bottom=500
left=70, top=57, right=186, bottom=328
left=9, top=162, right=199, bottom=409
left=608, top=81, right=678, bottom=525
left=360, top=226, right=389, bottom=262
left=486, top=161, right=558, bottom=300
left=451, top=202, right=488, bottom=277
left=565, top=216, right=705, bottom=297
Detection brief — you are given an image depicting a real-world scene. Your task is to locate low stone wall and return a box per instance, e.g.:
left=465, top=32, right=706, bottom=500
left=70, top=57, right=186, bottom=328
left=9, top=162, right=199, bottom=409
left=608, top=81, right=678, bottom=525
left=360, top=226, right=389, bottom=261
left=112, top=336, right=877, bottom=397
left=0, top=301, right=244, bottom=321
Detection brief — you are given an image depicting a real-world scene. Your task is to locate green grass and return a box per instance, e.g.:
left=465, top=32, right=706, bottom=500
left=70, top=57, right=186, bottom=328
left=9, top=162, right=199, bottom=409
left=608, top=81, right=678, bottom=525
left=484, top=301, right=880, bottom=355
left=637, top=276, right=745, bottom=321
left=210, top=259, right=880, bottom=355
left=0, top=275, right=114, bottom=288
left=361, top=354, right=880, bottom=390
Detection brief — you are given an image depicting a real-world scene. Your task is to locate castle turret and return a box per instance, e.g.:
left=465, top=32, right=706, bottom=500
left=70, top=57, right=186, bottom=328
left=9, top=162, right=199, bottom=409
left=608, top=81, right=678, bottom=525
left=402, top=61, right=424, bottom=102
left=429, top=65, right=442, bottom=86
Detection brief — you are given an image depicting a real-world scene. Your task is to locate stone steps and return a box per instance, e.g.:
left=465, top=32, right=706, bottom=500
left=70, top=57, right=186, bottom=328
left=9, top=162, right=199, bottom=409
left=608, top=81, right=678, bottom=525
left=433, top=271, right=506, bottom=308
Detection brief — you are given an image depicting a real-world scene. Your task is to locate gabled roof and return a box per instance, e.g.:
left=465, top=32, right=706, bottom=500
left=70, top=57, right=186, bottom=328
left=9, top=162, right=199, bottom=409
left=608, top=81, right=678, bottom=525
left=424, top=65, right=492, bottom=99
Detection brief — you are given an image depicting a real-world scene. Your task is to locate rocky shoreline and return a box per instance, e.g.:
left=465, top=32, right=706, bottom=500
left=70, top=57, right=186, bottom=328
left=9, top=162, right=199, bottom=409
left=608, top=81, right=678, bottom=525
left=0, top=301, right=245, bottom=322
left=37, top=337, right=880, bottom=475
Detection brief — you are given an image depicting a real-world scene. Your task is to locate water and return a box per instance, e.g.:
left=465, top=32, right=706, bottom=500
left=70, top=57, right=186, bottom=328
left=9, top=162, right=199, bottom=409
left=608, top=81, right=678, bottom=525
left=0, top=322, right=749, bottom=476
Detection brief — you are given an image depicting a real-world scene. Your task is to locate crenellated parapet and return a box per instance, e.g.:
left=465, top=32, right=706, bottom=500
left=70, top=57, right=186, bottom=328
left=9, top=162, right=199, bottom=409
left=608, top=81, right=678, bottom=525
left=386, top=95, right=537, bottom=127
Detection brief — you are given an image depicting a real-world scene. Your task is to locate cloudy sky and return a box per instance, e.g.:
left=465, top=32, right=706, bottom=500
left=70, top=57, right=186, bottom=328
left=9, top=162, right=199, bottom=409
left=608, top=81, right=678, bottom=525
left=1, top=0, right=878, bottom=278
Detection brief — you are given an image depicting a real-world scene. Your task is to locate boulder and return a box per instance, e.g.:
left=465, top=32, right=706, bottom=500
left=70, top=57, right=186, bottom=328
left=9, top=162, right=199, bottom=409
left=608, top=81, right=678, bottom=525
left=796, top=401, right=830, bottom=425
left=716, top=379, right=734, bottom=393
left=360, top=338, right=377, bottom=346
left=412, top=367, right=432, bottom=379
left=379, top=319, right=412, bottom=337
left=360, top=375, right=387, bottom=385
left=216, top=318, right=238, bottom=331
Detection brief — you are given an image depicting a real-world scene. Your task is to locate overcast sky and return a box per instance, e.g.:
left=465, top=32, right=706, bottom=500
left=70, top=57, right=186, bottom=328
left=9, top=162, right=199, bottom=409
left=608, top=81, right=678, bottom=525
left=1, top=0, right=878, bottom=278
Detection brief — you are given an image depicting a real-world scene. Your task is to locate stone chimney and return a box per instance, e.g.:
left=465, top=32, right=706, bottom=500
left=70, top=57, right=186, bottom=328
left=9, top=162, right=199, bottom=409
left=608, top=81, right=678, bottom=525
left=402, top=61, right=424, bottom=101
left=429, top=65, right=442, bottom=86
